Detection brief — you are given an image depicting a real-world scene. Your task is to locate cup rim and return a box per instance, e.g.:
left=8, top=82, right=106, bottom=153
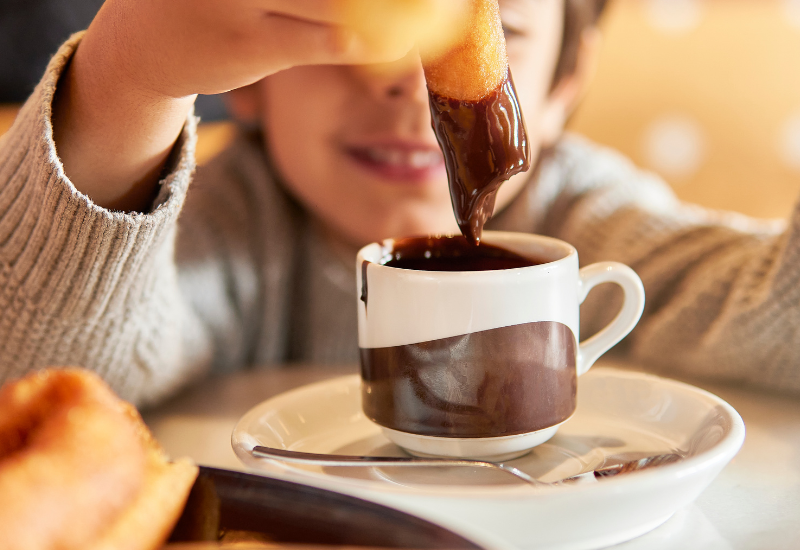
left=357, top=231, right=577, bottom=275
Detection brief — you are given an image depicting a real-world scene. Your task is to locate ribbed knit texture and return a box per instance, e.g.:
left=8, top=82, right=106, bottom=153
left=1, top=36, right=799, bottom=405
left=0, top=35, right=202, bottom=406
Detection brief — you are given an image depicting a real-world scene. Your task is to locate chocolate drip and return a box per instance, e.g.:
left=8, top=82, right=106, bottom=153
left=360, top=260, right=370, bottom=307
left=428, top=70, right=530, bottom=245
left=361, top=321, right=577, bottom=438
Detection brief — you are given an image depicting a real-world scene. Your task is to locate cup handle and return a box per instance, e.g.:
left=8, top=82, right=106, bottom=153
left=577, top=262, right=645, bottom=376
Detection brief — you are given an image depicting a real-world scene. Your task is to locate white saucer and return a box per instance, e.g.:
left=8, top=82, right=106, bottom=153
left=232, top=368, right=744, bottom=550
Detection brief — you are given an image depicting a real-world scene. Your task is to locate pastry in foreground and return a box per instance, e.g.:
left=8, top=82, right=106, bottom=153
left=0, top=368, right=198, bottom=550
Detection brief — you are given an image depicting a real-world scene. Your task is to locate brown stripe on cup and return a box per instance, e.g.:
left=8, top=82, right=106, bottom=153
left=360, top=321, right=577, bottom=438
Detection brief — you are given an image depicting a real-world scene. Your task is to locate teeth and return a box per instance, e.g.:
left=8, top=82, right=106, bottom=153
left=363, top=148, right=441, bottom=168
left=410, top=151, right=440, bottom=168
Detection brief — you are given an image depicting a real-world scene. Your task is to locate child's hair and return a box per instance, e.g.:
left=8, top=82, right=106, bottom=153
left=553, top=0, right=608, bottom=86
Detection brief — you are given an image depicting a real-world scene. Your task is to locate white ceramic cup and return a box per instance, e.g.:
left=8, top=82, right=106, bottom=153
left=357, top=231, right=645, bottom=461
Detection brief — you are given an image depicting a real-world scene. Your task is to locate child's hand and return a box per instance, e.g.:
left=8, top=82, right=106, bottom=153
left=51, top=0, right=463, bottom=211
left=93, top=0, right=452, bottom=99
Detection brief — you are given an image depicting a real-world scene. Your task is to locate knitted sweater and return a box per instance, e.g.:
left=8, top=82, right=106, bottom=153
left=2, top=36, right=799, bottom=406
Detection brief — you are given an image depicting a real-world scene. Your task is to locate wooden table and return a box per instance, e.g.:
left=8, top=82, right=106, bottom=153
left=0, top=105, right=19, bottom=137
left=144, top=361, right=800, bottom=550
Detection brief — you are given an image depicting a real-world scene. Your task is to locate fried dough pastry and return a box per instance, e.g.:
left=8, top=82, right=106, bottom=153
left=0, top=368, right=198, bottom=550
left=421, top=0, right=506, bottom=102
left=422, top=0, right=531, bottom=244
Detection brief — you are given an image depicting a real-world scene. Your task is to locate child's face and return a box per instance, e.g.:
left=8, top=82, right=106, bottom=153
left=247, top=0, right=569, bottom=247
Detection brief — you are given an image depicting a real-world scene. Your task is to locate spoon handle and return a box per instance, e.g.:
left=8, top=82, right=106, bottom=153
left=251, top=445, right=541, bottom=485
left=250, top=445, right=682, bottom=488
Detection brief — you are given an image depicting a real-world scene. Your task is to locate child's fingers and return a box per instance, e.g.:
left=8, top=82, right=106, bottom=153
left=255, top=12, right=415, bottom=67
left=262, top=0, right=453, bottom=27
left=261, top=0, right=469, bottom=60
left=260, top=0, right=342, bottom=25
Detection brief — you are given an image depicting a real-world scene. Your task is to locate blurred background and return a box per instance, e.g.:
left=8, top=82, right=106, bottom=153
left=1, top=0, right=799, bottom=219
left=570, top=0, right=800, bottom=220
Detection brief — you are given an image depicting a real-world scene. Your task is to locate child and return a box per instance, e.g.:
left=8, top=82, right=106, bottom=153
left=1, top=0, right=797, bottom=406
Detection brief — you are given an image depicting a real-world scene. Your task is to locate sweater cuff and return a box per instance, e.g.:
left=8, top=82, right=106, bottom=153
left=0, top=33, right=197, bottom=368
left=0, top=30, right=198, bottom=258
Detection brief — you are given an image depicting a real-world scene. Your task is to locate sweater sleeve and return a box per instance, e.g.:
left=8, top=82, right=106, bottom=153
left=542, top=135, right=800, bottom=394
left=0, top=34, right=212, bottom=406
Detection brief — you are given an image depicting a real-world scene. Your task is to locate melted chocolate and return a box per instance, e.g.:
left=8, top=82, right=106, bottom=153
left=382, top=235, right=541, bottom=272
left=360, top=260, right=369, bottom=307
left=361, top=321, right=577, bottom=437
left=428, top=70, right=531, bottom=245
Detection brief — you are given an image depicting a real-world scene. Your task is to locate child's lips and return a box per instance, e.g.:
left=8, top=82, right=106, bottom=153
left=345, top=144, right=445, bottom=183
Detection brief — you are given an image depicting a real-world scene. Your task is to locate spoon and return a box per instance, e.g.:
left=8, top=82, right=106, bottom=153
left=250, top=445, right=682, bottom=487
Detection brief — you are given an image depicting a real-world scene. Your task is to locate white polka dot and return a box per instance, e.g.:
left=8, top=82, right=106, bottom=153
left=785, top=0, right=800, bottom=29
left=645, top=0, right=704, bottom=33
left=642, top=115, right=707, bottom=180
left=780, top=114, right=800, bottom=171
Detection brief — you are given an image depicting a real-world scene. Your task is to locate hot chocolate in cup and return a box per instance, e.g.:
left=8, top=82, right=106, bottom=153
left=357, top=231, right=645, bottom=462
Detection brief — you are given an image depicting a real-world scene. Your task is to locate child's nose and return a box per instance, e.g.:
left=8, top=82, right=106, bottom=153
left=350, top=50, right=429, bottom=102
